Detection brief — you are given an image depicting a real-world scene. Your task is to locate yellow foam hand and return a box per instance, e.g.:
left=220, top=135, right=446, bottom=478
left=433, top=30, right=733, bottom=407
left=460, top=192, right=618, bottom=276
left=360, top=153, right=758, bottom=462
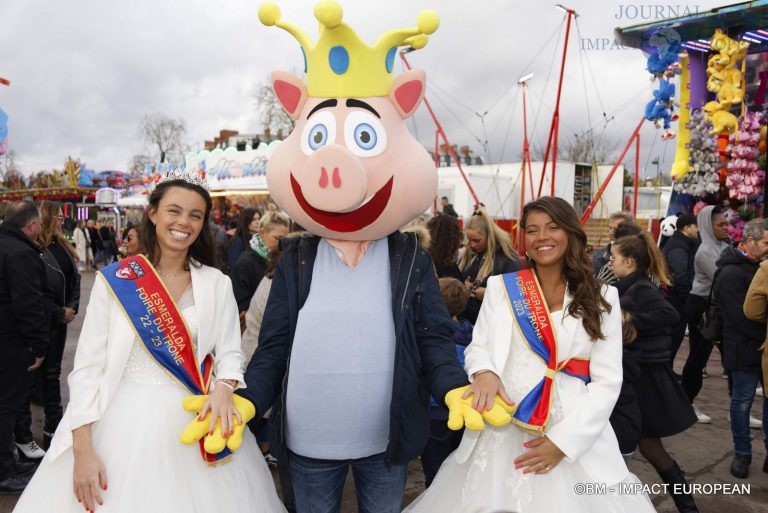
left=222, top=395, right=257, bottom=452
left=179, top=394, right=257, bottom=454
left=444, top=385, right=515, bottom=431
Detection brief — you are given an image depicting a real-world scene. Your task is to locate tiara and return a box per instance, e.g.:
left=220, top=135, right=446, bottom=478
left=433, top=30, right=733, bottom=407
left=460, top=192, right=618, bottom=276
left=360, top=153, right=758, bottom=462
left=158, top=168, right=210, bottom=191
left=258, top=1, right=439, bottom=98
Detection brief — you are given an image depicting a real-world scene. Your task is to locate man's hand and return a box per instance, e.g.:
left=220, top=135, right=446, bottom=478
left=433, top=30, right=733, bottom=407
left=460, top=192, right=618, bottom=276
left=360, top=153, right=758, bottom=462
left=63, top=307, right=76, bottom=324
left=445, top=383, right=515, bottom=431
left=27, top=356, right=44, bottom=371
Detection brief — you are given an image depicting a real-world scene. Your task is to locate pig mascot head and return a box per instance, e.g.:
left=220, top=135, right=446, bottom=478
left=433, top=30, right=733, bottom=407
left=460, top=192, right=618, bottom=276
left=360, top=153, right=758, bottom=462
left=259, top=0, right=439, bottom=240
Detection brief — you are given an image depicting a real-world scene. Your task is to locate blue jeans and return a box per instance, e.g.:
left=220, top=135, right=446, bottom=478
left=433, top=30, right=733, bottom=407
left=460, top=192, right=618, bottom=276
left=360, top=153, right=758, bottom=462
left=729, top=370, right=767, bottom=455
left=288, top=451, right=407, bottom=513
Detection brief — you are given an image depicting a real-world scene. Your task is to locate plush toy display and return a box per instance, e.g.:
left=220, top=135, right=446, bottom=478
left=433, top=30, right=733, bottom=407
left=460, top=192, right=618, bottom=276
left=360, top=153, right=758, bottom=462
left=674, top=109, right=722, bottom=196
left=645, top=79, right=678, bottom=139
left=725, top=111, right=765, bottom=201
left=660, top=215, right=678, bottom=237
left=646, top=39, right=683, bottom=79
left=703, top=29, right=747, bottom=133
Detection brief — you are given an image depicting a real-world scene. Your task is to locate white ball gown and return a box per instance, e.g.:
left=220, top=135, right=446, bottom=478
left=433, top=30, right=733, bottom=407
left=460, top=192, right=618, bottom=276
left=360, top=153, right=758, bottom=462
left=404, top=310, right=656, bottom=513
left=13, top=289, right=287, bottom=513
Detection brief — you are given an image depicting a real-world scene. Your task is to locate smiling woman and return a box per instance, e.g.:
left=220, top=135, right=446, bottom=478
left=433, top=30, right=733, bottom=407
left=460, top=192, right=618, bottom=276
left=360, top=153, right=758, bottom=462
left=405, top=197, right=655, bottom=513
left=12, top=178, right=287, bottom=513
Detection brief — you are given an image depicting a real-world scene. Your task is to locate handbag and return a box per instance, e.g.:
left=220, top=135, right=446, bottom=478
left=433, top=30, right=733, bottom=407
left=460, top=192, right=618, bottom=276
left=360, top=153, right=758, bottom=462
left=698, top=268, right=723, bottom=344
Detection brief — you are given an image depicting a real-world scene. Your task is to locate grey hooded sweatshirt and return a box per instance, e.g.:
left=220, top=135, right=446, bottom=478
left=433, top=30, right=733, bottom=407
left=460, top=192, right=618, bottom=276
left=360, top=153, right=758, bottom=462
left=690, top=205, right=729, bottom=297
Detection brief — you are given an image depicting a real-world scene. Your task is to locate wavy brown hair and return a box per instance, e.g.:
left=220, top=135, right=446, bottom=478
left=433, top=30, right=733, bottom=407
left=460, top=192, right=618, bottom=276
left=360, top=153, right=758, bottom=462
left=139, top=180, right=217, bottom=269
left=427, top=214, right=461, bottom=268
left=522, top=196, right=611, bottom=340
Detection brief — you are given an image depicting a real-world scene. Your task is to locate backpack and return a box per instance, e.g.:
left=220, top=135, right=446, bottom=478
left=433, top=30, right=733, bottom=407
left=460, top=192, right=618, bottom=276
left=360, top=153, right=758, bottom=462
left=698, top=268, right=723, bottom=344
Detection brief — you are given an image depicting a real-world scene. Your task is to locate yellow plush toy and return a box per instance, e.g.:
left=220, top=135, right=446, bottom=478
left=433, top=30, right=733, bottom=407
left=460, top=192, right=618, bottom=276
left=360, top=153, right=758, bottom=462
left=180, top=394, right=257, bottom=453
left=444, top=385, right=515, bottom=431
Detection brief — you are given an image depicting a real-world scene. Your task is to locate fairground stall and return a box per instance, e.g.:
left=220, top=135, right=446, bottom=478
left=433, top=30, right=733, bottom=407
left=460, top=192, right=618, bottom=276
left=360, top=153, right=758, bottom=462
left=616, top=0, right=768, bottom=240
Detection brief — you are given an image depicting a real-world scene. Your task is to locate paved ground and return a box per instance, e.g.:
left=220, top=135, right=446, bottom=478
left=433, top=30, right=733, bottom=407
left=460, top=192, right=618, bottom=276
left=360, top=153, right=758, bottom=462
left=2, top=270, right=767, bottom=512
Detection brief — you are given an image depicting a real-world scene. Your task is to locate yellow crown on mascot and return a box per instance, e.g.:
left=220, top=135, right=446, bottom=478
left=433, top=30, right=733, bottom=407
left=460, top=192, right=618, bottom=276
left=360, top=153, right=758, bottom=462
left=258, top=0, right=439, bottom=98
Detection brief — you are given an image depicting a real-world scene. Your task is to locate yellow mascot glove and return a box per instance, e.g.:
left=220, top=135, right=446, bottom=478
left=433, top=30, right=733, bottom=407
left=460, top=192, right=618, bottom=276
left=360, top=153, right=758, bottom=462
left=444, top=385, right=515, bottom=431
left=180, top=394, right=257, bottom=454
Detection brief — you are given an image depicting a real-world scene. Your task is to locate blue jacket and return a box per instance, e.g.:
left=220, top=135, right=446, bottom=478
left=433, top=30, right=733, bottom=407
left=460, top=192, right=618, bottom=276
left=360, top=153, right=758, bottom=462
left=238, top=231, right=469, bottom=464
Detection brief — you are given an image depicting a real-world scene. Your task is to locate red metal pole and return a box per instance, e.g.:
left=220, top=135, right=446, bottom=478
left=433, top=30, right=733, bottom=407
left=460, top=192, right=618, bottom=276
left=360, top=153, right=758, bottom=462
left=633, top=133, right=640, bottom=217
left=537, top=7, right=576, bottom=198
left=519, top=82, right=530, bottom=252
left=580, top=117, right=645, bottom=225
left=400, top=50, right=481, bottom=207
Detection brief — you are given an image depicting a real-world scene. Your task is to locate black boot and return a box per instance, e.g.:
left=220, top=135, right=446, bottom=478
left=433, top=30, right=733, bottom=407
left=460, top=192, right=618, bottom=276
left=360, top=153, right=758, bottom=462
left=658, top=461, right=699, bottom=513
left=730, top=453, right=751, bottom=479
left=763, top=454, right=768, bottom=473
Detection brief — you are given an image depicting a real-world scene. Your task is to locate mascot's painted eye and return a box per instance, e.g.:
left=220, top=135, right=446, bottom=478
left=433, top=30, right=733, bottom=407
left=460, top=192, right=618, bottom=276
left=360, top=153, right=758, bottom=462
left=354, top=123, right=377, bottom=150
left=308, top=124, right=328, bottom=149
left=300, top=111, right=337, bottom=155
left=344, top=111, right=387, bottom=157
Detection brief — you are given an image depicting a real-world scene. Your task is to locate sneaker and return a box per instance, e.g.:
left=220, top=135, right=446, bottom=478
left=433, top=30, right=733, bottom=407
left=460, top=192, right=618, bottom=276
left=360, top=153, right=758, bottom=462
left=702, top=369, right=709, bottom=378
left=15, top=441, right=45, bottom=460
left=263, top=453, right=278, bottom=469
left=693, top=405, right=712, bottom=424
left=757, top=386, right=763, bottom=397
left=725, top=412, right=761, bottom=428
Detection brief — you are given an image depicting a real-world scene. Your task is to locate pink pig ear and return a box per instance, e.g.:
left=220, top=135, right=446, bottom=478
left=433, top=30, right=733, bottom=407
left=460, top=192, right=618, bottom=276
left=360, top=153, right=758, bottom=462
left=271, top=70, right=308, bottom=120
left=390, top=69, right=426, bottom=119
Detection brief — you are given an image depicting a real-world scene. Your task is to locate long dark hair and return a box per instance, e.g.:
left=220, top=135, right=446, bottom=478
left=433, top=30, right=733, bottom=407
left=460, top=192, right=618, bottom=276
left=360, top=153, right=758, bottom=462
left=139, top=180, right=216, bottom=268
left=226, top=207, right=259, bottom=252
left=521, top=196, right=611, bottom=340
left=427, top=214, right=461, bottom=267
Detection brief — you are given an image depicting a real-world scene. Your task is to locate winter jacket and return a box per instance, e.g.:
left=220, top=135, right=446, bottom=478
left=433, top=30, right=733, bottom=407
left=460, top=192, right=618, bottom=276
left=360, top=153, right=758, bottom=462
left=662, top=231, right=699, bottom=301
left=0, top=223, right=49, bottom=357
left=743, top=259, right=768, bottom=387
left=49, top=238, right=81, bottom=314
left=231, top=249, right=267, bottom=312
left=460, top=247, right=521, bottom=324
left=715, top=245, right=764, bottom=372
left=237, top=231, right=469, bottom=465
left=614, top=271, right=679, bottom=363
left=690, top=206, right=729, bottom=297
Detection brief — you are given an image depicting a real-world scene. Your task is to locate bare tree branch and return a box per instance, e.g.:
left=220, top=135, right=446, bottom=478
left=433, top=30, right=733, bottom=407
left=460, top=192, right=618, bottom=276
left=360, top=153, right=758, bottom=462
left=140, top=114, right=186, bottom=164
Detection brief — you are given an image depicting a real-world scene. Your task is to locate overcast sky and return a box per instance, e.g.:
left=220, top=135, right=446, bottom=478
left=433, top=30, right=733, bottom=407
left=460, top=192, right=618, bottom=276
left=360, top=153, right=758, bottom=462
left=0, top=0, right=729, bottom=177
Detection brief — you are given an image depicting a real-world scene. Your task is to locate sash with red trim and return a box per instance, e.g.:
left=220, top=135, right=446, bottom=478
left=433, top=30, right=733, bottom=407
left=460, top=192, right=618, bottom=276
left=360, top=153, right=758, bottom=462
left=100, top=255, right=229, bottom=464
left=501, top=270, right=591, bottom=433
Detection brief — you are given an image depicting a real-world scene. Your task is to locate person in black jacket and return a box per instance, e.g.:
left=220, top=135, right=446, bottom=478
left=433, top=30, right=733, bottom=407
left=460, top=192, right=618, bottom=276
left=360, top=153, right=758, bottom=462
left=611, top=231, right=699, bottom=513
left=713, top=218, right=768, bottom=479
left=231, top=205, right=290, bottom=314
left=458, top=208, right=521, bottom=323
left=0, top=201, right=48, bottom=494
left=662, top=213, right=699, bottom=368
left=16, top=201, right=81, bottom=452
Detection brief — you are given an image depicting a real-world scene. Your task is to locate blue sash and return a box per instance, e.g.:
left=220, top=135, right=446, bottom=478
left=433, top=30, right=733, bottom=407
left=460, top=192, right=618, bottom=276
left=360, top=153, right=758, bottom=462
left=100, top=255, right=230, bottom=464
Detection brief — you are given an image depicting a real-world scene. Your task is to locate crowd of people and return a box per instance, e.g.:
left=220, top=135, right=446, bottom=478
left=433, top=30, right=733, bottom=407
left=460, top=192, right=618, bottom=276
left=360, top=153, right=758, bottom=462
left=1, top=190, right=767, bottom=513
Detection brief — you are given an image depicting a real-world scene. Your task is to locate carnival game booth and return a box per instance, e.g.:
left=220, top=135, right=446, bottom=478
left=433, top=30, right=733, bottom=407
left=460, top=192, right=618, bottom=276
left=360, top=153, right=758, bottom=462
left=616, top=0, right=768, bottom=239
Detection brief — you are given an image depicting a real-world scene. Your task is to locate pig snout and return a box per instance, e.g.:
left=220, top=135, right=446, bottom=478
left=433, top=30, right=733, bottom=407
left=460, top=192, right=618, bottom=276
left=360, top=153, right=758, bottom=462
left=296, top=146, right=368, bottom=212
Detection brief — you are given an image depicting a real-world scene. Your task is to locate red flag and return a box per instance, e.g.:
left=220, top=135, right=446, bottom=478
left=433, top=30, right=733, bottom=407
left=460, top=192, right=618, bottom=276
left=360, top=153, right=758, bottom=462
left=0, top=77, right=9, bottom=86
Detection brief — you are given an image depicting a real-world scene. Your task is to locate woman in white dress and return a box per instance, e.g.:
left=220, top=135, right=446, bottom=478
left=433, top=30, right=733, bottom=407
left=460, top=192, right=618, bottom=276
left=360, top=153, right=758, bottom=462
left=13, top=175, right=286, bottom=513
left=405, top=196, right=655, bottom=513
